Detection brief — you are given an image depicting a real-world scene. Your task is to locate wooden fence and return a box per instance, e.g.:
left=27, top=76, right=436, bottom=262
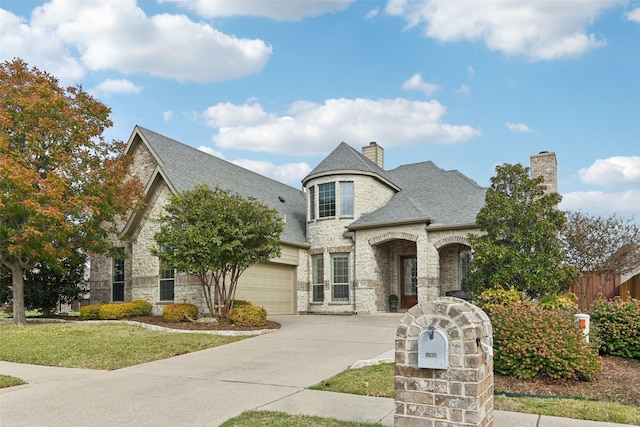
left=570, top=273, right=620, bottom=312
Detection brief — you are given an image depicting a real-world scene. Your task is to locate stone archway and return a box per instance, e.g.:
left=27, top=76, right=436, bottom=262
left=433, top=236, right=472, bottom=297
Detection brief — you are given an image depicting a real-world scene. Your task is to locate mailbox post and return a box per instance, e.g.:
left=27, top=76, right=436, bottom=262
left=395, top=297, right=494, bottom=427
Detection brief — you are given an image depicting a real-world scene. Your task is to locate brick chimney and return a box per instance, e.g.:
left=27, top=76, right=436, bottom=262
left=362, top=141, right=384, bottom=168
left=530, top=151, right=557, bottom=194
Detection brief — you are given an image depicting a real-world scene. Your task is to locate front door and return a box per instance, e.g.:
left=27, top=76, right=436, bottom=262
left=401, top=256, right=417, bottom=309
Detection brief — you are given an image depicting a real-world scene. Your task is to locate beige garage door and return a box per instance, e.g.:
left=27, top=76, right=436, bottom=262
left=234, top=262, right=296, bottom=315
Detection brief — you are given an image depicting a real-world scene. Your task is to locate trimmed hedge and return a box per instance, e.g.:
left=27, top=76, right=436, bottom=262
left=228, top=304, right=267, bottom=327
left=163, top=303, right=199, bottom=323
left=79, top=300, right=152, bottom=320
left=591, top=297, right=640, bottom=359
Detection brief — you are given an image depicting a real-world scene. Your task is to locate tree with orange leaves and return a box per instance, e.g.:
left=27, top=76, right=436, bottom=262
left=0, top=58, right=144, bottom=325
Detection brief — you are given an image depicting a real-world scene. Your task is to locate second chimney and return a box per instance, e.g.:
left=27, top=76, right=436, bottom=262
left=530, top=151, right=557, bottom=194
left=362, top=141, right=384, bottom=169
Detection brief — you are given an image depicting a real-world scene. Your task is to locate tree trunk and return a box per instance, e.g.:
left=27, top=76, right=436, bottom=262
left=11, top=264, right=26, bottom=326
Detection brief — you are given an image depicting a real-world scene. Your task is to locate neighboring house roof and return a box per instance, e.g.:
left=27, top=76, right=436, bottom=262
left=130, top=126, right=308, bottom=247
left=302, top=142, right=400, bottom=191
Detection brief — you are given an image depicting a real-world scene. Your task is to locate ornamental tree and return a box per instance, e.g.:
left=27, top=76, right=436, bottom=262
left=153, top=185, right=284, bottom=318
left=561, top=211, right=640, bottom=298
left=464, top=163, right=578, bottom=298
left=0, top=59, right=143, bottom=325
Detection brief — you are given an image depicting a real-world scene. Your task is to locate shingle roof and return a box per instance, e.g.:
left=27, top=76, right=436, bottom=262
left=302, top=142, right=399, bottom=190
left=347, top=161, right=486, bottom=229
left=134, top=126, right=307, bottom=246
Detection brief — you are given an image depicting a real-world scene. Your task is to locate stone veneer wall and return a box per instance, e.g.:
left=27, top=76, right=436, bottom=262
left=395, top=297, right=494, bottom=426
left=530, top=151, right=557, bottom=195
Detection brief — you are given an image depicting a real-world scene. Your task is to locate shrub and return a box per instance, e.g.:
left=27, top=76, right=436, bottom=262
left=79, top=304, right=101, bottom=320
left=232, top=299, right=252, bottom=308
left=80, top=300, right=152, bottom=320
left=127, top=300, right=153, bottom=316
left=228, top=304, right=267, bottom=327
left=591, top=297, right=640, bottom=359
left=491, top=304, right=601, bottom=381
left=163, top=303, right=199, bottom=323
left=476, top=286, right=528, bottom=316
left=539, top=292, right=579, bottom=314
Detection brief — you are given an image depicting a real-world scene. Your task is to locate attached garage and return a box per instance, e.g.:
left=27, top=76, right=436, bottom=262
left=235, top=262, right=297, bottom=315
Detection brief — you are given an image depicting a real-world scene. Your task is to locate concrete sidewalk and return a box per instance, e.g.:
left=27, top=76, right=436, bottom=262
left=0, top=315, right=631, bottom=427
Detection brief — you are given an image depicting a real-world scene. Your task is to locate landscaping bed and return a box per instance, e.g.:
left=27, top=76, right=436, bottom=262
left=127, top=315, right=281, bottom=332
left=495, top=355, right=640, bottom=406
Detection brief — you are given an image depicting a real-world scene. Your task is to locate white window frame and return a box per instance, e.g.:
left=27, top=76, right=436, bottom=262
left=311, top=254, right=324, bottom=302
left=159, top=268, right=175, bottom=301
left=331, top=253, right=350, bottom=302
left=318, top=182, right=336, bottom=218
left=339, top=181, right=354, bottom=217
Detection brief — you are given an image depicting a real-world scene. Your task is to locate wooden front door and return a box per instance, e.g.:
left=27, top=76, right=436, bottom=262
left=401, top=256, right=417, bottom=309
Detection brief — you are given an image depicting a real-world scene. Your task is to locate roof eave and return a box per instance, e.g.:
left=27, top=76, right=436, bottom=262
left=347, top=217, right=433, bottom=231
left=302, top=169, right=401, bottom=191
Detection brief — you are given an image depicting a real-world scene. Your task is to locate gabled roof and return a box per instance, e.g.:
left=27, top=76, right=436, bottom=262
left=302, top=142, right=400, bottom=191
left=348, top=161, right=486, bottom=230
left=128, top=126, right=307, bottom=246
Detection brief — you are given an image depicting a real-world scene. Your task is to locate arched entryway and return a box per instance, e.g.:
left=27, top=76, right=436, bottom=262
left=433, top=236, right=472, bottom=297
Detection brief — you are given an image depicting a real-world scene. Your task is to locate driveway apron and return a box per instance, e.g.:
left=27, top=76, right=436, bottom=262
left=0, top=314, right=401, bottom=426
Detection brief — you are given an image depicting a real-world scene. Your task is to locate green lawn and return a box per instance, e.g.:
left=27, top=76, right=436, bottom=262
left=0, top=375, right=26, bottom=388
left=311, top=363, right=640, bottom=425
left=0, top=322, right=247, bottom=370
left=220, top=410, right=384, bottom=427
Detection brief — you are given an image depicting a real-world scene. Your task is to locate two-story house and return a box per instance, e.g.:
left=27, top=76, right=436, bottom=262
left=89, top=126, right=557, bottom=316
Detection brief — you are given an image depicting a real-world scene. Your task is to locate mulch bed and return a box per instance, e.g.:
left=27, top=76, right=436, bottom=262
left=494, top=355, right=640, bottom=406
left=127, top=315, right=281, bottom=332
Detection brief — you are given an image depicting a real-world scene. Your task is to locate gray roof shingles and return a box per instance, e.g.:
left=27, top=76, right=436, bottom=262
left=137, top=127, right=485, bottom=242
left=136, top=126, right=308, bottom=246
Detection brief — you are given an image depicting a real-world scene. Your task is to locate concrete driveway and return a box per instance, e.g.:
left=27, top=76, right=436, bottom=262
left=0, top=314, right=402, bottom=426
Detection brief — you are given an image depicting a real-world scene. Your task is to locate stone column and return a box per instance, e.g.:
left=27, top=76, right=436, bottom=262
left=395, top=297, right=493, bottom=426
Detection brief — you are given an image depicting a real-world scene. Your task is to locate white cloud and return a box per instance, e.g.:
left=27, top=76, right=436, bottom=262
left=560, top=189, right=640, bottom=219
left=627, top=7, right=640, bottom=23
left=163, top=111, right=174, bottom=122
left=197, top=145, right=225, bottom=158
left=231, top=159, right=312, bottom=184
left=160, top=0, right=353, bottom=21
left=467, top=65, right=475, bottom=77
left=385, top=0, right=618, bottom=60
left=204, top=98, right=481, bottom=155
left=1, top=0, right=272, bottom=83
left=0, top=9, right=84, bottom=83
left=402, top=73, right=439, bottom=96
left=456, top=84, right=471, bottom=95
left=505, top=122, right=533, bottom=133
left=202, top=103, right=269, bottom=128
left=92, top=78, right=142, bottom=96
left=578, top=156, right=640, bottom=186
left=365, top=7, right=380, bottom=20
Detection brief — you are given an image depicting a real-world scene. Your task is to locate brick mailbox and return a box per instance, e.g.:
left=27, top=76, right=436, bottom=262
left=395, top=297, right=494, bottom=427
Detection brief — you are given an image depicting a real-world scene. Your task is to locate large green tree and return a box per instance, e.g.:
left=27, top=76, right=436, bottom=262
left=0, top=59, right=143, bottom=325
left=153, top=185, right=284, bottom=318
left=465, top=163, right=578, bottom=298
left=0, top=253, right=87, bottom=315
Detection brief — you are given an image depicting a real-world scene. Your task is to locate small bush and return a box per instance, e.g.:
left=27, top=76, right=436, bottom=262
left=477, top=286, right=529, bottom=316
left=591, top=297, right=640, bottom=359
left=491, top=304, right=601, bottom=381
left=127, top=300, right=153, bottom=316
left=539, top=292, right=579, bottom=314
left=232, top=299, right=252, bottom=308
left=163, top=303, right=199, bottom=323
left=228, top=304, right=267, bottom=327
left=79, top=304, right=101, bottom=320
left=80, top=300, right=152, bottom=320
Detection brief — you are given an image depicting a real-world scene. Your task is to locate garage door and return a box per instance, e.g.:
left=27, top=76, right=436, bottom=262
left=235, top=262, right=296, bottom=315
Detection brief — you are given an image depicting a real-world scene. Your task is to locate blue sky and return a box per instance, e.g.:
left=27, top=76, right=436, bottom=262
left=2, top=0, right=639, bottom=220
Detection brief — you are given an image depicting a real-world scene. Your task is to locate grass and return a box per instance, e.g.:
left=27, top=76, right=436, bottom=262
left=0, top=375, right=26, bottom=388
left=311, top=363, right=640, bottom=425
left=220, top=410, right=384, bottom=427
left=0, top=322, right=247, bottom=370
